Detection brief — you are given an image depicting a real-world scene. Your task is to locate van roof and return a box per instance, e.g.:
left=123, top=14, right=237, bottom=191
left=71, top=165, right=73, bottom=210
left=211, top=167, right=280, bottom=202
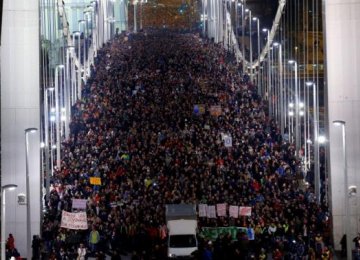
left=165, top=204, right=197, bottom=221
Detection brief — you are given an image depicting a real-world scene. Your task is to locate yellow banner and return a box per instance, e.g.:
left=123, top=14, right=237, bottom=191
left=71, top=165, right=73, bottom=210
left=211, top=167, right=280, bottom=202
left=90, top=177, right=101, bottom=185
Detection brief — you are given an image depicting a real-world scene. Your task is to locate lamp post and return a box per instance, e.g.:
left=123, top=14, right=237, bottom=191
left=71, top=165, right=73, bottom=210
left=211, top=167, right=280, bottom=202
left=25, top=128, right=38, bottom=259
left=262, top=28, right=270, bottom=106
left=288, top=102, right=295, bottom=143
left=306, top=81, right=320, bottom=204
left=202, top=0, right=207, bottom=36
left=273, top=42, right=284, bottom=136
left=84, top=10, right=93, bottom=75
left=55, top=65, right=64, bottom=170
left=44, top=87, right=54, bottom=201
left=235, top=0, right=238, bottom=39
left=332, top=120, right=351, bottom=259
left=252, top=17, right=260, bottom=87
left=1, top=184, right=17, bottom=260
left=65, top=46, right=75, bottom=140
left=134, top=0, right=138, bottom=32
left=140, top=0, right=143, bottom=30
left=72, top=31, right=82, bottom=101
left=241, top=1, right=245, bottom=74
left=90, top=1, right=98, bottom=56
left=78, top=20, right=86, bottom=69
left=245, top=9, right=252, bottom=81
left=107, top=17, right=116, bottom=40
left=288, top=60, right=300, bottom=157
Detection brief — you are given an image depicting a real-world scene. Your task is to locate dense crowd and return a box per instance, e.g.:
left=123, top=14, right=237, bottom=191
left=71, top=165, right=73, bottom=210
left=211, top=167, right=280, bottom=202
left=37, top=30, right=332, bottom=259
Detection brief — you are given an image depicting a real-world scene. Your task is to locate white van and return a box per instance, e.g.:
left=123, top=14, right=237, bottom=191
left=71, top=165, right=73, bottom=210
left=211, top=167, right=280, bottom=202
left=166, top=204, right=198, bottom=259
left=167, top=219, right=198, bottom=258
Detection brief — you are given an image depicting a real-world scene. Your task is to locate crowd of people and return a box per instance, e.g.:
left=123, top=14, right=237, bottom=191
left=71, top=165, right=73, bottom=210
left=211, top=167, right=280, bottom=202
left=38, top=30, right=332, bottom=259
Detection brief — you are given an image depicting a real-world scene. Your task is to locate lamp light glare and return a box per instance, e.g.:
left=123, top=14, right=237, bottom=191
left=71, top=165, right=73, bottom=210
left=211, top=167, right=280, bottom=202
left=318, top=135, right=327, bottom=144
left=333, top=120, right=345, bottom=126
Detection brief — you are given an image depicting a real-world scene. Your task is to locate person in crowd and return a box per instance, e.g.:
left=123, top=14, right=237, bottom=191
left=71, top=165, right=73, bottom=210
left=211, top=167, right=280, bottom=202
left=32, top=235, right=41, bottom=260
left=354, top=233, right=360, bottom=249
left=6, top=234, right=15, bottom=251
left=340, top=234, right=346, bottom=257
left=89, top=226, right=101, bottom=253
left=57, top=247, right=70, bottom=260
left=77, top=243, right=87, bottom=260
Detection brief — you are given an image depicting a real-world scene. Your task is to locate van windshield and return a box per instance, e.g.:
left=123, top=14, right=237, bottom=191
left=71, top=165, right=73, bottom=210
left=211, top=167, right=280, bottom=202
left=169, top=235, right=197, bottom=248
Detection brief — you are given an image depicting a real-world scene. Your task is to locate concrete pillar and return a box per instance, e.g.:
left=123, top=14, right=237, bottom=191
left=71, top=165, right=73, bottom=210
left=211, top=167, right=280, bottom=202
left=324, top=0, right=360, bottom=251
left=1, top=0, right=41, bottom=258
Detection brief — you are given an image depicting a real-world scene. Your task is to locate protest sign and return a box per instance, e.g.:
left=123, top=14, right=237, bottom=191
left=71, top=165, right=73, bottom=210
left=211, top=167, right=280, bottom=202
left=207, top=205, right=216, bottom=218
left=239, top=206, right=252, bottom=216
left=210, top=105, right=222, bottom=117
left=198, top=204, right=207, bottom=217
left=72, top=199, right=87, bottom=210
left=60, top=210, right=88, bottom=230
left=90, top=177, right=101, bottom=185
left=229, top=205, right=239, bottom=218
left=216, top=203, right=227, bottom=217
left=224, top=135, right=232, bottom=147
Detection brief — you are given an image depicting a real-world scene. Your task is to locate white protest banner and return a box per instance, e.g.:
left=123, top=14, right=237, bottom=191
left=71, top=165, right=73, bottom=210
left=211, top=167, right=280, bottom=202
left=216, top=203, right=227, bottom=217
left=229, top=205, right=239, bottom=218
left=72, top=199, right=87, bottom=210
left=207, top=205, right=217, bottom=218
left=60, top=210, right=88, bottom=230
left=224, top=135, right=232, bottom=147
left=198, top=204, right=208, bottom=217
left=239, top=206, right=252, bottom=216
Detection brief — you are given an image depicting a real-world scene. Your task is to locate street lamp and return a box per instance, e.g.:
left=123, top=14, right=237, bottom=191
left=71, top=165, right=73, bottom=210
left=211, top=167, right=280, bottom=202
left=55, top=65, right=64, bottom=170
left=65, top=46, right=75, bottom=140
left=288, top=60, right=300, bottom=157
left=43, top=87, right=55, bottom=202
left=133, top=0, right=138, bottom=33
left=288, top=102, right=294, bottom=142
left=332, top=120, right=351, bottom=259
left=245, top=9, right=252, bottom=81
left=262, top=28, right=270, bottom=106
left=273, top=42, right=284, bottom=136
left=78, top=20, right=87, bottom=68
left=73, top=31, right=82, bottom=100
left=306, top=81, right=320, bottom=204
left=25, top=128, right=38, bottom=259
left=202, top=0, right=206, bottom=36
left=253, top=17, right=260, bottom=87
left=239, top=1, right=245, bottom=74
left=318, top=135, right=326, bottom=144
left=1, top=184, right=18, bottom=260
left=106, top=17, right=116, bottom=40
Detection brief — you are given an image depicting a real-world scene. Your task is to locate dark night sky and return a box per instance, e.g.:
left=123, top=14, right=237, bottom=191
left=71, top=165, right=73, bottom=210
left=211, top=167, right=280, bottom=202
left=247, top=0, right=279, bottom=29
